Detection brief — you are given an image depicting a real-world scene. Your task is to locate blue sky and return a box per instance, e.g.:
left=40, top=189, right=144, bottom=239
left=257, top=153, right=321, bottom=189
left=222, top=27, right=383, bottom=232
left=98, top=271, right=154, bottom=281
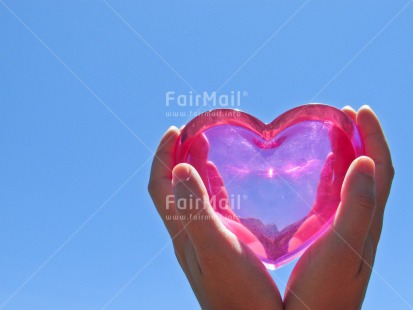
left=1, top=1, right=412, bottom=309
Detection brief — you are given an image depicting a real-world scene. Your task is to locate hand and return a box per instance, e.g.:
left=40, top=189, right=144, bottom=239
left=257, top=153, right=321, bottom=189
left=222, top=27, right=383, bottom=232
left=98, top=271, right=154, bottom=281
left=288, top=124, right=355, bottom=252
left=284, top=106, right=395, bottom=310
left=148, top=127, right=283, bottom=310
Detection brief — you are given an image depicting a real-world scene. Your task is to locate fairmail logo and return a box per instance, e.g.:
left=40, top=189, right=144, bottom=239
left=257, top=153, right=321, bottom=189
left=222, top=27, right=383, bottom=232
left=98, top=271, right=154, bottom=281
left=165, top=90, right=247, bottom=108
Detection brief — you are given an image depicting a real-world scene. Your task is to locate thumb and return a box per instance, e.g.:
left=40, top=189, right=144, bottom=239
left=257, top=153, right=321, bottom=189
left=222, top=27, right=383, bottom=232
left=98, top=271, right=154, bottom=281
left=330, top=156, right=376, bottom=255
left=172, top=163, right=231, bottom=252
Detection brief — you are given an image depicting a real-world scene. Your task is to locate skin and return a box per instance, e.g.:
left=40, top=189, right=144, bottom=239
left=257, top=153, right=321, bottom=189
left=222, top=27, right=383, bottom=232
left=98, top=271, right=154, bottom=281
left=148, top=105, right=394, bottom=310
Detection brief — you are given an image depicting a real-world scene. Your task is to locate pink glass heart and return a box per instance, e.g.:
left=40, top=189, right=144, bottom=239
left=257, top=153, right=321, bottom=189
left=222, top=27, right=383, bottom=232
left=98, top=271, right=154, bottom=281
left=174, top=104, right=364, bottom=269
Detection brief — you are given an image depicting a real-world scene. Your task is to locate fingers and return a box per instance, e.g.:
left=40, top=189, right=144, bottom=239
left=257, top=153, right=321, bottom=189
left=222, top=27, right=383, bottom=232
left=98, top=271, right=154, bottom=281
left=149, top=126, right=180, bottom=184
left=357, top=106, right=392, bottom=165
left=206, top=161, right=240, bottom=222
left=187, top=133, right=209, bottom=162
left=357, top=106, right=394, bottom=207
left=331, top=156, right=376, bottom=256
left=357, top=106, right=394, bottom=244
left=311, top=152, right=335, bottom=217
left=289, top=214, right=325, bottom=252
left=342, top=105, right=357, bottom=122
left=341, top=105, right=394, bottom=245
left=186, top=133, right=210, bottom=187
left=217, top=213, right=267, bottom=258
left=172, top=163, right=235, bottom=256
left=331, top=125, right=355, bottom=179
left=291, top=154, right=335, bottom=252
left=148, top=126, right=184, bottom=238
left=206, top=161, right=229, bottom=202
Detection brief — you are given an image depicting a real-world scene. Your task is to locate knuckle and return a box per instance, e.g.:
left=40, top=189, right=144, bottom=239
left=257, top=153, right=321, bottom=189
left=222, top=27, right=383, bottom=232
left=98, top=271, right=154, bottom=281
left=356, top=191, right=376, bottom=211
left=173, top=246, right=185, bottom=267
left=196, top=249, right=217, bottom=267
left=369, top=226, right=382, bottom=249
left=389, top=164, right=395, bottom=179
left=197, top=234, right=240, bottom=265
left=147, top=179, right=157, bottom=196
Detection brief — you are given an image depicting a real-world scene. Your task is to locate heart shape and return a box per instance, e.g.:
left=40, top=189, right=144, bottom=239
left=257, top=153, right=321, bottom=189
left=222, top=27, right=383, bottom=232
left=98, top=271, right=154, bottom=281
left=174, top=104, right=364, bottom=269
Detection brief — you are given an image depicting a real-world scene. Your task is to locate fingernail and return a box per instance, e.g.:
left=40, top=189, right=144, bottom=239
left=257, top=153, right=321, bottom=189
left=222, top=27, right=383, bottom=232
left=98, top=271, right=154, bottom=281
left=356, top=156, right=375, bottom=177
left=173, top=164, right=191, bottom=184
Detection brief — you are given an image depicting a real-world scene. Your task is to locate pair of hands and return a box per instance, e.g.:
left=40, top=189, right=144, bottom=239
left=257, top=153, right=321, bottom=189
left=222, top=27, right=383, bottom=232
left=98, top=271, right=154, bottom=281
left=148, top=106, right=394, bottom=310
